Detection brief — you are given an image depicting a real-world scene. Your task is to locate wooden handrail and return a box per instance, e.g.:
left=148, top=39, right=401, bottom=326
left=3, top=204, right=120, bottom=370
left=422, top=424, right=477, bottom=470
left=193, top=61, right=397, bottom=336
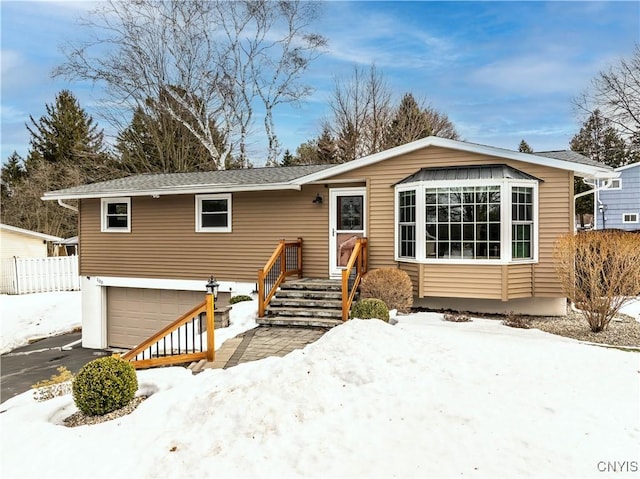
left=120, top=293, right=215, bottom=369
left=341, top=238, right=368, bottom=321
left=258, top=238, right=303, bottom=317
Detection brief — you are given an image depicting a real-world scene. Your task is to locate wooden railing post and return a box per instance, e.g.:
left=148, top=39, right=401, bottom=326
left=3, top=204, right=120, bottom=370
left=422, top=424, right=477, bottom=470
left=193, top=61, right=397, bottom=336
left=280, top=239, right=286, bottom=275
left=297, top=237, right=303, bottom=278
left=206, top=291, right=215, bottom=362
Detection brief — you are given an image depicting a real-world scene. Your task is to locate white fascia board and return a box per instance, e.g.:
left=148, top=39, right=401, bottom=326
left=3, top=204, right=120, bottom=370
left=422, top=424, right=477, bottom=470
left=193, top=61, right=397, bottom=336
left=615, top=161, right=640, bottom=172
left=0, top=223, right=63, bottom=242
left=41, top=183, right=301, bottom=201
left=292, top=136, right=616, bottom=185
left=91, top=276, right=255, bottom=295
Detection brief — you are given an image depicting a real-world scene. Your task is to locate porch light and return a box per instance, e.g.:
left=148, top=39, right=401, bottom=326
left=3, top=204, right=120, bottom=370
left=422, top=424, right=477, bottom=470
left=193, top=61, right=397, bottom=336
left=312, top=193, right=323, bottom=204
left=206, top=275, right=219, bottom=301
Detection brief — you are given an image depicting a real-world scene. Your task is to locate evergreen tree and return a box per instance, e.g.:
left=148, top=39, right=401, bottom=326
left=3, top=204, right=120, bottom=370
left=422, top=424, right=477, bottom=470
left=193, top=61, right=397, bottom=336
left=518, top=140, right=533, bottom=153
left=1, top=91, right=112, bottom=237
left=280, top=149, right=296, bottom=166
left=115, top=89, right=232, bottom=173
left=316, top=126, right=337, bottom=164
left=385, top=93, right=459, bottom=149
left=570, top=110, right=629, bottom=168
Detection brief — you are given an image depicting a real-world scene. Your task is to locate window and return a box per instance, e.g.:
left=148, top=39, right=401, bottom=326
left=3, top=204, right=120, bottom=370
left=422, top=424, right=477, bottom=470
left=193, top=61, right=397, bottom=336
left=512, top=187, right=534, bottom=259
left=622, top=213, right=639, bottom=224
left=101, top=198, right=131, bottom=232
left=398, top=190, right=416, bottom=258
left=196, top=194, right=231, bottom=232
left=425, top=186, right=501, bottom=259
left=395, top=181, right=538, bottom=263
left=610, top=179, right=622, bottom=189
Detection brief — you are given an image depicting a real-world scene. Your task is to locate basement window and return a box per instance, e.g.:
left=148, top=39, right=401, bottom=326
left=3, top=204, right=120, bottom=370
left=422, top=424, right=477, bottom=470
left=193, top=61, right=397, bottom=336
left=101, top=198, right=131, bottom=233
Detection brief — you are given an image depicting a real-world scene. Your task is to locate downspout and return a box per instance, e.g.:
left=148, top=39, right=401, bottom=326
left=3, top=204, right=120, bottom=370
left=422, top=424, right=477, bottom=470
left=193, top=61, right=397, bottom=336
left=57, top=199, right=78, bottom=213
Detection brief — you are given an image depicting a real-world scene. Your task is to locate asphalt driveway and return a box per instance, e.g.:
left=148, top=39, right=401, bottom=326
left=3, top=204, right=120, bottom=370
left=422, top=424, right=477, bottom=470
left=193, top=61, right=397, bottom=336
left=0, top=332, right=110, bottom=404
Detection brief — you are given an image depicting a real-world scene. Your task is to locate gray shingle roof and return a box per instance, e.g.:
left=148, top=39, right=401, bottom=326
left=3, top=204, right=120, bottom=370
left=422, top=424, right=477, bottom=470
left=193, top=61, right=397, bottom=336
left=43, top=164, right=334, bottom=198
left=534, top=150, right=610, bottom=169
left=395, top=164, right=543, bottom=185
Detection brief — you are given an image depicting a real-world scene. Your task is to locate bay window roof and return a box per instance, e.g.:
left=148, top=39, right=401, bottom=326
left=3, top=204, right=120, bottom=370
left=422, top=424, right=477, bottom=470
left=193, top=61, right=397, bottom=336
left=395, top=164, right=543, bottom=185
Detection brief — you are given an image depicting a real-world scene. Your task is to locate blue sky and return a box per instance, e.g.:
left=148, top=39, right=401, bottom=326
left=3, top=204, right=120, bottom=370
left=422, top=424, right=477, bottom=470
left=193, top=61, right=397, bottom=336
left=1, top=1, right=639, bottom=166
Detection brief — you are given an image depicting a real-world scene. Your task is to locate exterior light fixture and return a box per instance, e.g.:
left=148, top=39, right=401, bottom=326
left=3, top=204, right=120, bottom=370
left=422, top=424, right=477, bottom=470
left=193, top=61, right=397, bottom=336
left=206, top=275, right=220, bottom=301
left=312, top=194, right=323, bottom=204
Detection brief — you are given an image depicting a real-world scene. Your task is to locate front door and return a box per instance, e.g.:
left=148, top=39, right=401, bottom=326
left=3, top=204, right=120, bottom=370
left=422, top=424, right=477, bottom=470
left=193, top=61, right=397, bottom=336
left=329, top=188, right=366, bottom=278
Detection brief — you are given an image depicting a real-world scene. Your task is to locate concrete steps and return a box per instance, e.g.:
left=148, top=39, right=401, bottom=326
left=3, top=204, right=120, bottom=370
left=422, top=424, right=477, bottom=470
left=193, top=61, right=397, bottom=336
left=258, top=278, right=346, bottom=327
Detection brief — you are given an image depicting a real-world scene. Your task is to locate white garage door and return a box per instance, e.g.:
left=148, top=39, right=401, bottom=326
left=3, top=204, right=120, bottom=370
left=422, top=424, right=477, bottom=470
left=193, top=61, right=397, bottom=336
left=107, top=288, right=206, bottom=348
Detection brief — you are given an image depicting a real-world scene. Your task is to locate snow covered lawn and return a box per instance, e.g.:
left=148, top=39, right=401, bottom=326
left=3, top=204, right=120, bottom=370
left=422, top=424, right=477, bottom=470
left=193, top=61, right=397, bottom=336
left=0, top=291, right=81, bottom=354
left=1, top=308, right=638, bottom=478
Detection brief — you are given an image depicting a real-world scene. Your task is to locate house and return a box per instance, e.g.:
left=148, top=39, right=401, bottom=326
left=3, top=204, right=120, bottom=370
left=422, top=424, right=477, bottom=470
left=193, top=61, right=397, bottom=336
left=594, top=162, right=640, bottom=231
left=42, top=137, right=615, bottom=350
left=0, top=224, right=63, bottom=259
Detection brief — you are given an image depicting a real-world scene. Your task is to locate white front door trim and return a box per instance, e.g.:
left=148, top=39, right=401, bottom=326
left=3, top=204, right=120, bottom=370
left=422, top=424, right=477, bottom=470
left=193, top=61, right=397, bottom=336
left=329, top=187, right=367, bottom=278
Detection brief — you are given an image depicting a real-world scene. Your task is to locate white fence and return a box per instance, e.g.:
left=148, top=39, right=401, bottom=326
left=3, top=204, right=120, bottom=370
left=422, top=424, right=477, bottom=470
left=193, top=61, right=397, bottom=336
left=1, top=256, right=80, bottom=294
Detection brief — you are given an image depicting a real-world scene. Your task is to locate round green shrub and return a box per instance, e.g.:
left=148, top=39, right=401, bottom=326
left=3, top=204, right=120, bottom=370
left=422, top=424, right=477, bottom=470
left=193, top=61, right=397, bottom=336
left=72, top=356, right=138, bottom=416
left=230, top=294, right=253, bottom=304
left=350, top=298, right=390, bottom=322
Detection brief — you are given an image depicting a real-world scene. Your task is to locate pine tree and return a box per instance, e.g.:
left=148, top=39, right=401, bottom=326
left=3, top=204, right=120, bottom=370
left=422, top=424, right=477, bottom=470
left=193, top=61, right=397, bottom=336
left=1, top=91, right=112, bottom=237
left=281, top=149, right=296, bottom=166
left=570, top=110, right=629, bottom=168
left=518, top=140, right=533, bottom=153
left=1, top=151, right=25, bottom=203
left=316, top=126, right=337, bottom=164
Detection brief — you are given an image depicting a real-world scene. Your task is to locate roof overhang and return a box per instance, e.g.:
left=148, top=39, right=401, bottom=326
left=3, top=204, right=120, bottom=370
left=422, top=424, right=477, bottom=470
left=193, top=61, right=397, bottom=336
left=0, top=223, right=63, bottom=242
left=292, top=137, right=617, bottom=184
left=42, top=182, right=302, bottom=201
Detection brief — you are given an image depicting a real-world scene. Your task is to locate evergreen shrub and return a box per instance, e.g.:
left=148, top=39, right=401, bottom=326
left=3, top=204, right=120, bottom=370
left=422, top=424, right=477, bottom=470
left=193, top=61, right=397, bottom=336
left=72, top=356, right=138, bottom=416
left=351, top=298, right=390, bottom=321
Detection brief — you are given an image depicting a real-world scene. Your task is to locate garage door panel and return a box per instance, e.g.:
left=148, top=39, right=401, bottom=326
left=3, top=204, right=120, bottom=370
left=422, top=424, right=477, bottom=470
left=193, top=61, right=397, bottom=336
left=107, top=288, right=206, bottom=348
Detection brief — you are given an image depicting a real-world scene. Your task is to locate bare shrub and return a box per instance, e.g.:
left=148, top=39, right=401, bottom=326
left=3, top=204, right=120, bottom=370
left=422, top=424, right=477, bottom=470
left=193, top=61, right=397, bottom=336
left=443, top=313, right=472, bottom=323
left=554, top=231, right=640, bottom=332
left=502, top=312, right=531, bottom=329
left=360, top=268, right=414, bottom=313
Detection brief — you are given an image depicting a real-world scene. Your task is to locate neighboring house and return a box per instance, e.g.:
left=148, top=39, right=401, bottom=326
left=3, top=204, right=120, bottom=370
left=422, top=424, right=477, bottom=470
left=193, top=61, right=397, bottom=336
left=53, top=236, right=79, bottom=256
left=0, top=224, right=62, bottom=259
left=594, top=162, right=640, bottom=231
left=43, top=137, right=615, bottom=350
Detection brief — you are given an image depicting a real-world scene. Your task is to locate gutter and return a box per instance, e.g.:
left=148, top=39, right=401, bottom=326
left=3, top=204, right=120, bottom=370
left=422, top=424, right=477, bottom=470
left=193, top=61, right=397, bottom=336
left=573, top=177, right=615, bottom=232
left=57, top=199, right=78, bottom=213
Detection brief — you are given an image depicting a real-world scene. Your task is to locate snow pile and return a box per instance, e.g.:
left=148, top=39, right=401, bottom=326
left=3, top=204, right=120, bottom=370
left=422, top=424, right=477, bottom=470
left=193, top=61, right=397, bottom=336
left=2, top=314, right=638, bottom=478
left=0, top=291, right=81, bottom=354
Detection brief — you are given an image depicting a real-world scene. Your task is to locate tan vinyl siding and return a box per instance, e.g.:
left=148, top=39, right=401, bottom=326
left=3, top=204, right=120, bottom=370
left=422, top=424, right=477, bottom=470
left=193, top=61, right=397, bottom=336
left=507, top=264, right=534, bottom=298
left=80, top=186, right=330, bottom=282
left=330, top=146, right=570, bottom=299
left=422, top=264, right=503, bottom=299
left=398, top=262, right=420, bottom=293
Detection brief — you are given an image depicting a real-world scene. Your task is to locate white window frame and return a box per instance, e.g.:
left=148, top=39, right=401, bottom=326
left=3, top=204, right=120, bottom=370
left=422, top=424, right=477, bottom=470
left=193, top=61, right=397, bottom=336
left=101, top=197, right=131, bottom=233
left=622, top=213, right=639, bottom=224
left=609, top=179, right=622, bottom=189
left=394, top=179, right=539, bottom=265
left=196, top=194, right=232, bottom=233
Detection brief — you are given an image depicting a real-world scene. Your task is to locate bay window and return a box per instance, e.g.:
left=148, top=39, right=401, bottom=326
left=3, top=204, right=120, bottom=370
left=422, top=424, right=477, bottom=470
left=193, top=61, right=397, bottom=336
left=395, top=168, right=538, bottom=263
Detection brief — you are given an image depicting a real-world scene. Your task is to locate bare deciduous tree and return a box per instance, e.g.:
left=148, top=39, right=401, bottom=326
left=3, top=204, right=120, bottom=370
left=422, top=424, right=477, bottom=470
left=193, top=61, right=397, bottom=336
left=325, top=64, right=393, bottom=162
left=554, top=231, right=640, bottom=332
left=575, top=44, right=640, bottom=141
left=55, top=0, right=326, bottom=169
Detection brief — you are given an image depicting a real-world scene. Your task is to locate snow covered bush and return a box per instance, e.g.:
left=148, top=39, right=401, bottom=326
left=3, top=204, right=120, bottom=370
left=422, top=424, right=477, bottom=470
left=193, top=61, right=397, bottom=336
left=360, top=268, right=413, bottom=313
left=351, top=298, right=390, bottom=321
left=230, top=295, right=253, bottom=304
left=73, top=356, right=138, bottom=416
left=554, top=230, right=640, bottom=332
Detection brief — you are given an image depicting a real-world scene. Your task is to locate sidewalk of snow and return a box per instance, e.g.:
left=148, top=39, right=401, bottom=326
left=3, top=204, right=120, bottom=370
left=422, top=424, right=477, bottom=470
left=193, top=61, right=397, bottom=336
left=2, top=303, right=639, bottom=478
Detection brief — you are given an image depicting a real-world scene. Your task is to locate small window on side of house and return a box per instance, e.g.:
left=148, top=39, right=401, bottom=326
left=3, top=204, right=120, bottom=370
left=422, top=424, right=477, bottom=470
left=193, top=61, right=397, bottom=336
left=196, top=194, right=232, bottom=232
left=622, top=213, right=638, bottom=223
left=101, top=198, right=131, bottom=232
left=610, top=179, right=621, bottom=189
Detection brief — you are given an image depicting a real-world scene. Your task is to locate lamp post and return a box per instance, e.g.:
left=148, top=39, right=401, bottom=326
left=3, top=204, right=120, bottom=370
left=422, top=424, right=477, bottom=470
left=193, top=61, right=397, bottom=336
left=205, top=276, right=219, bottom=361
